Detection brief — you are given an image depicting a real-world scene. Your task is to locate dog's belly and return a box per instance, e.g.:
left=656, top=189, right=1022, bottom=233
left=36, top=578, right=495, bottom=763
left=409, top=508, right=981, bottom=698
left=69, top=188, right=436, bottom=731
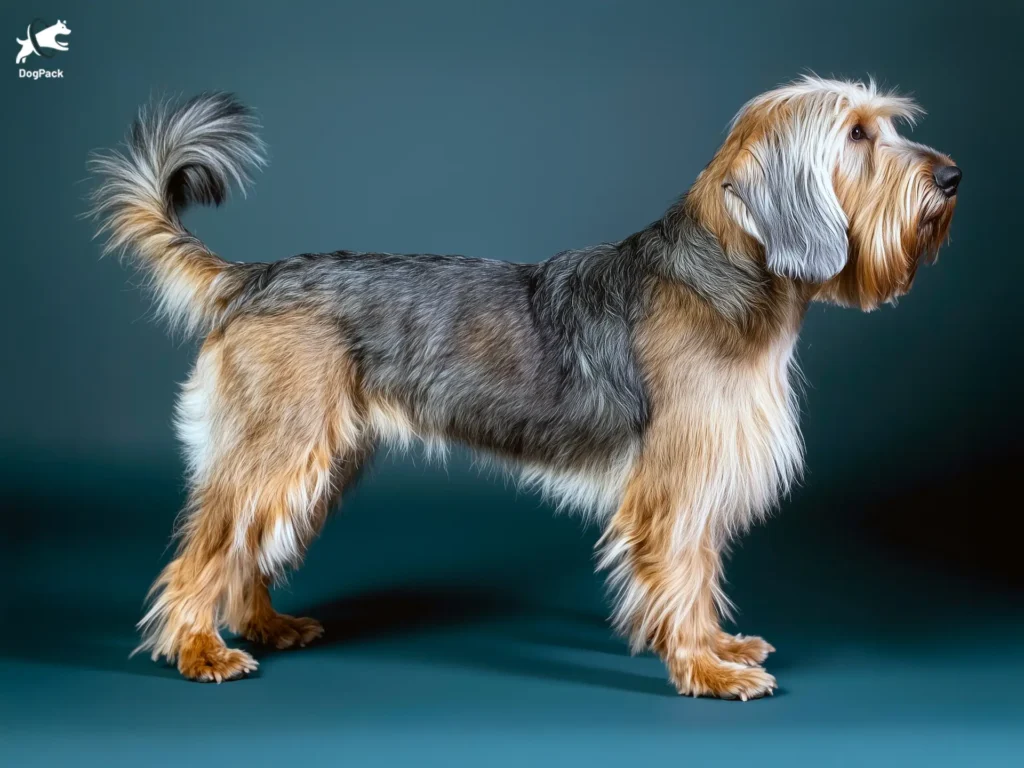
left=363, top=394, right=639, bottom=517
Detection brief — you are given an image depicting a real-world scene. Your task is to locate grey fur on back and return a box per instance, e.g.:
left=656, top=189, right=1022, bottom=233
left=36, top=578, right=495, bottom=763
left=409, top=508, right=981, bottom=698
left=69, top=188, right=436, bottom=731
left=91, top=92, right=776, bottom=472
left=233, top=246, right=654, bottom=468
left=227, top=200, right=771, bottom=469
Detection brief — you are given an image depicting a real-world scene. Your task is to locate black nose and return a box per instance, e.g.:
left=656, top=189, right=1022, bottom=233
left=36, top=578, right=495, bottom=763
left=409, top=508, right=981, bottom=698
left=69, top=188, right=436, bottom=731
left=933, top=165, right=961, bottom=197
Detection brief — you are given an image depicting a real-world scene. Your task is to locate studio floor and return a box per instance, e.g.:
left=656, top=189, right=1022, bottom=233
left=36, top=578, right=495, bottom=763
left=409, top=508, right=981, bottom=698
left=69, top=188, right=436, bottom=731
left=2, top=458, right=1022, bottom=767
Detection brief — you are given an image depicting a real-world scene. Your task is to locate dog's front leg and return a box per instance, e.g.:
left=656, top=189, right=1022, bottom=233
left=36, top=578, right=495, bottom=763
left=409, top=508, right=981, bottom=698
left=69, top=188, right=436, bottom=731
left=599, top=465, right=776, bottom=700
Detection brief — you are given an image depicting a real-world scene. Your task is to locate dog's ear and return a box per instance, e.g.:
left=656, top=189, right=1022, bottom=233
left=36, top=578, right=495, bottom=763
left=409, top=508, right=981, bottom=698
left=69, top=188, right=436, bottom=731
left=723, top=134, right=848, bottom=283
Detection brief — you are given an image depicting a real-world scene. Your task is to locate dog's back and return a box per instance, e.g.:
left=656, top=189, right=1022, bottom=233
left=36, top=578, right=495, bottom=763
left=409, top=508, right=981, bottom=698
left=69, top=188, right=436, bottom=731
left=89, top=94, right=651, bottom=471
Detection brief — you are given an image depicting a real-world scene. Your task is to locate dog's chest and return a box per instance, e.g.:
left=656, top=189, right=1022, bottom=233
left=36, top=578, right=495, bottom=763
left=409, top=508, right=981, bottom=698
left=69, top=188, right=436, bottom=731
left=650, top=328, right=804, bottom=530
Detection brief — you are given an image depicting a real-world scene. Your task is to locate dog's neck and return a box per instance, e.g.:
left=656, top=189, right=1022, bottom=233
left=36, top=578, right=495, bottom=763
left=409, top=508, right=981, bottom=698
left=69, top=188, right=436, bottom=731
left=645, top=197, right=808, bottom=342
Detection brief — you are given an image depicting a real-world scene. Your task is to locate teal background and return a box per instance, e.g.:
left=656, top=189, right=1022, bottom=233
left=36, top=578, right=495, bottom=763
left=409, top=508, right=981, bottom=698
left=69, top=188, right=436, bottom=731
left=2, top=0, right=1022, bottom=765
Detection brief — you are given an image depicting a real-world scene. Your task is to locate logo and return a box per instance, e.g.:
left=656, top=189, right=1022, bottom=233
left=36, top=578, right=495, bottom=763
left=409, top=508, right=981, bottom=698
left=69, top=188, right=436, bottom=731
left=16, top=18, right=70, bottom=78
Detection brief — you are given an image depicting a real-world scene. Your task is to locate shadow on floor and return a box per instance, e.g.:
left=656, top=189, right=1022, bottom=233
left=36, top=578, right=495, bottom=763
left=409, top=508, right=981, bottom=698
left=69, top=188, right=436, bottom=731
left=274, top=584, right=675, bottom=697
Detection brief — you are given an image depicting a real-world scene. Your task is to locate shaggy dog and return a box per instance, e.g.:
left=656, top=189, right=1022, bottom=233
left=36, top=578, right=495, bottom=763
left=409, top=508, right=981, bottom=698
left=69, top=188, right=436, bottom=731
left=89, top=76, right=958, bottom=698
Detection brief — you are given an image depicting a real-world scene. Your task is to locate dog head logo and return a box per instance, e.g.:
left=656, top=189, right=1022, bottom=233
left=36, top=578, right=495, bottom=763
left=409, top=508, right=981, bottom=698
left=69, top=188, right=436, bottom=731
left=16, top=19, right=71, bottom=65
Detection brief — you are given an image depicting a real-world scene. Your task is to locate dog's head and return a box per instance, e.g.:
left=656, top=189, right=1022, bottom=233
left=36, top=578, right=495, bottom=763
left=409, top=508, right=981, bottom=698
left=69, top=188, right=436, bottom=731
left=44, top=20, right=71, bottom=42
left=693, top=76, right=958, bottom=309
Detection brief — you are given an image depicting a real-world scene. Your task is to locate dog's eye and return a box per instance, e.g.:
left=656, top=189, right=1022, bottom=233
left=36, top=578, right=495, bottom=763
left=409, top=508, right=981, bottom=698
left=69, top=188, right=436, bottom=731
left=850, top=125, right=866, bottom=142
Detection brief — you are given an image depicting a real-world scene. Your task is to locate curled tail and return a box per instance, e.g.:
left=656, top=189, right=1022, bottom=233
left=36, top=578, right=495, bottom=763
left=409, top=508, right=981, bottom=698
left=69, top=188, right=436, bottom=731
left=88, top=92, right=266, bottom=336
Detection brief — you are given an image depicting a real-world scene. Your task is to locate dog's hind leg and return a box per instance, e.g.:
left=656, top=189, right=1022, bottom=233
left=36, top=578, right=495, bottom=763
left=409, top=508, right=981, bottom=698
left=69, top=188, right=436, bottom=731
left=137, top=485, right=261, bottom=682
left=137, top=310, right=365, bottom=681
left=224, top=442, right=375, bottom=650
left=227, top=576, right=325, bottom=650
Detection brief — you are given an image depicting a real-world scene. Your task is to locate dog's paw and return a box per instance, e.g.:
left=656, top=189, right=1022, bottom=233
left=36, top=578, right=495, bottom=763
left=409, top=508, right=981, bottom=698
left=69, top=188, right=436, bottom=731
left=243, top=612, right=324, bottom=650
left=669, top=651, right=777, bottom=701
left=715, top=631, right=775, bottom=666
left=178, top=634, right=258, bottom=683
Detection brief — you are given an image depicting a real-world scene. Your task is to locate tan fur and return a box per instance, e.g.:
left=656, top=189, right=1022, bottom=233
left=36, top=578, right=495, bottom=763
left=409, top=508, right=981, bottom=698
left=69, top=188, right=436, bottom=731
left=690, top=98, right=793, bottom=258
left=138, top=310, right=368, bottom=680
left=826, top=138, right=956, bottom=308
left=108, top=198, right=249, bottom=334
left=231, top=577, right=324, bottom=649
left=129, top=79, right=956, bottom=696
left=598, top=283, right=802, bottom=699
left=596, top=80, right=954, bottom=699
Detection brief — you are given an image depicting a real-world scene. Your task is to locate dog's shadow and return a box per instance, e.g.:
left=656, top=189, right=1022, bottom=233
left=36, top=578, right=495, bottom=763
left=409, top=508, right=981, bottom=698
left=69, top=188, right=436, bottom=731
left=0, top=580, right=675, bottom=697
left=253, top=584, right=677, bottom=697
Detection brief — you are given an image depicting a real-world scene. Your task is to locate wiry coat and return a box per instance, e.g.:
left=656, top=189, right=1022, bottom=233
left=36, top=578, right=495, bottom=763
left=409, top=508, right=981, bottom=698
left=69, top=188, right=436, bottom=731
left=89, top=78, right=957, bottom=697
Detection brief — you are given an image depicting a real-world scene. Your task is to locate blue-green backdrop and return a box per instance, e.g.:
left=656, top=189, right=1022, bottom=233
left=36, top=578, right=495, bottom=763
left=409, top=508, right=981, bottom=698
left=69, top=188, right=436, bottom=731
left=2, top=0, right=1022, bottom=765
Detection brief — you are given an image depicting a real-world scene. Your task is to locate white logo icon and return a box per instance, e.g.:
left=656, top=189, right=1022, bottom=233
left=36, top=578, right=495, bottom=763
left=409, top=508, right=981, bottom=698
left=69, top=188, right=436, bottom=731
left=15, top=19, right=70, bottom=65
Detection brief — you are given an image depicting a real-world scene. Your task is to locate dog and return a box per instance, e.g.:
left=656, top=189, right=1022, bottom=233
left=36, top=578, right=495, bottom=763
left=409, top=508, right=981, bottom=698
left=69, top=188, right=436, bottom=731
left=15, top=19, right=70, bottom=64
left=88, top=76, right=958, bottom=698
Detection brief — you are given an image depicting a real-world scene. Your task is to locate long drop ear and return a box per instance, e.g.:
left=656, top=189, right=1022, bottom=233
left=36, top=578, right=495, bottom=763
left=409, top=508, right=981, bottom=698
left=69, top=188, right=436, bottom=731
left=723, top=133, right=849, bottom=283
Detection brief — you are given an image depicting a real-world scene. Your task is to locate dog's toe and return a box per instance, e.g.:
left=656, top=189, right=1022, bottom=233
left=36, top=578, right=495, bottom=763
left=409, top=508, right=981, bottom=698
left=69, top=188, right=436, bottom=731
left=178, top=635, right=258, bottom=683
left=243, top=612, right=324, bottom=650
left=715, top=631, right=775, bottom=666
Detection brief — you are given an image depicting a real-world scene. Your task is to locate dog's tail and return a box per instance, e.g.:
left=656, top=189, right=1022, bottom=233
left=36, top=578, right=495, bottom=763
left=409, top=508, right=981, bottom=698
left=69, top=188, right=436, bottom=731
left=88, top=93, right=265, bottom=336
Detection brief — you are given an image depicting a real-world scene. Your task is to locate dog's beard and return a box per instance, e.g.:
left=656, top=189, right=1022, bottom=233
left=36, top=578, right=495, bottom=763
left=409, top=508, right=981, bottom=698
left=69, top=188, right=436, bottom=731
left=818, top=157, right=954, bottom=309
left=915, top=192, right=956, bottom=266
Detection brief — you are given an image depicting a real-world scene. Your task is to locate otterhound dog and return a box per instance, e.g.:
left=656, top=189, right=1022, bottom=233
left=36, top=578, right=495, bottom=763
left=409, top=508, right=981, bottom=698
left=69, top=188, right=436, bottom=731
left=89, top=76, right=959, bottom=698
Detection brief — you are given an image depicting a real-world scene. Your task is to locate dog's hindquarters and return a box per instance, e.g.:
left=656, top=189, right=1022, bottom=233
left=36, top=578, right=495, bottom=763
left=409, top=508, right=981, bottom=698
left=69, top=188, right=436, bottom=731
left=87, top=94, right=350, bottom=678
left=137, top=310, right=373, bottom=679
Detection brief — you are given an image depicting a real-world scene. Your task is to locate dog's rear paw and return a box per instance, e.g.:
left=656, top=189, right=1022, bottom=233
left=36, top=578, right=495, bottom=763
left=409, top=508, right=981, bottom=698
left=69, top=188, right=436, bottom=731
left=178, top=634, right=258, bottom=683
left=670, top=652, right=777, bottom=701
left=243, top=612, right=324, bottom=650
left=715, top=631, right=775, bottom=666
